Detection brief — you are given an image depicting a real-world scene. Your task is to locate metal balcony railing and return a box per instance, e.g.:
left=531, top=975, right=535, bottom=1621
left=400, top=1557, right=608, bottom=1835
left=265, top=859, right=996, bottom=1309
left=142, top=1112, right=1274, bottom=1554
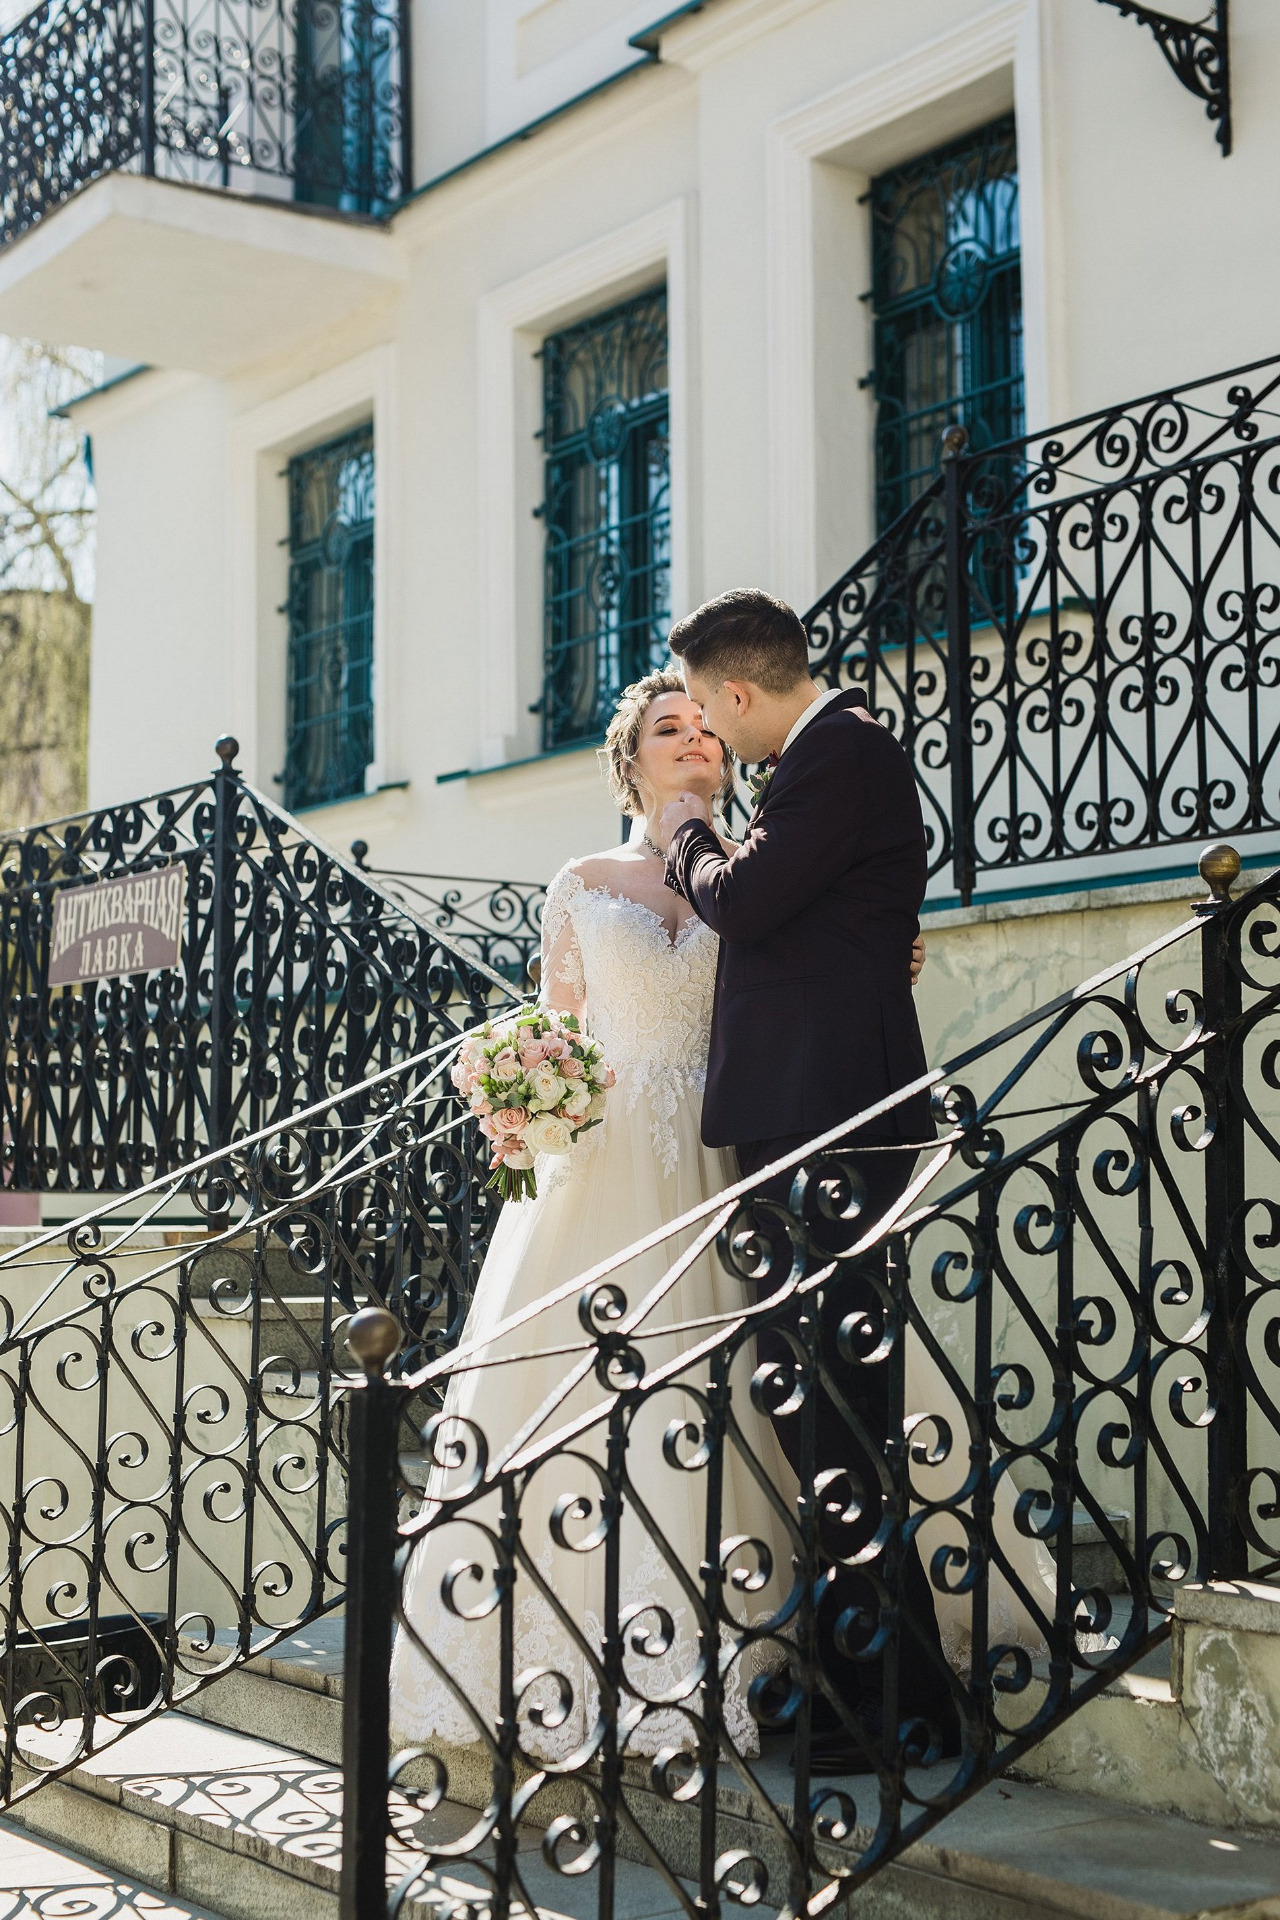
left=800, top=350, right=1280, bottom=904
left=0, top=0, right=410, bottom=249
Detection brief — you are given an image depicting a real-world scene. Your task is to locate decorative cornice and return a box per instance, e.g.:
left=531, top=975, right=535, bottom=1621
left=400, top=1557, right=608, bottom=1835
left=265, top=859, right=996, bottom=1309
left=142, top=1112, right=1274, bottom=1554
left=1094, top=0, right=1230, bottom=154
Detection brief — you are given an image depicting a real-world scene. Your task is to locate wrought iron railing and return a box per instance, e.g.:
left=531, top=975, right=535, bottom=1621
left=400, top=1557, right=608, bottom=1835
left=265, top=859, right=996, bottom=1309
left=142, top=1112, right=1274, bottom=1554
left=348, top=844, right=545, bottom=988
left=0, top=763, right=539, bottom=1805
left=336, top=841, right=1280, bottom=1915
left=0, top=739, right=518, bottom=1197
left=0, top=0, right=409, bottom=249
left=802, top=350, right=1280, bottom=903
left=0, top=1033, right=479, bottom=1806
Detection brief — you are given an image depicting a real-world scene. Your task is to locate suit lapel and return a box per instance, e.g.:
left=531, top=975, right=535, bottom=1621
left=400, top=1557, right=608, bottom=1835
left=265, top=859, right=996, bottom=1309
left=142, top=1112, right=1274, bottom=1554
left=744, top=687, right=864, bottom=828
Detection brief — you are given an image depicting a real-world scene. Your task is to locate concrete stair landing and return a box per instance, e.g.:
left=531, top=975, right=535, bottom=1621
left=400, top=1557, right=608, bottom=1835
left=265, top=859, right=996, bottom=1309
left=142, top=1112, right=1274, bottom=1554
left=9, top=1620, right=1280, bottom=1920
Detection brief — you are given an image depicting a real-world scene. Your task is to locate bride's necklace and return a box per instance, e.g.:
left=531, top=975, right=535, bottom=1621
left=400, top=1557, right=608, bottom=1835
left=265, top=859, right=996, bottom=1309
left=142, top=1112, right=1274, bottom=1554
left=641, top=831, right=666, bottom=860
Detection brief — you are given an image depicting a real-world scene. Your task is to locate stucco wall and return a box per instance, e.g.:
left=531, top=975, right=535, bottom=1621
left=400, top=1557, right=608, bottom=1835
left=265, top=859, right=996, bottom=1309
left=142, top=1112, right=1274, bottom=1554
left=39, top=0, right=1278, bottom=893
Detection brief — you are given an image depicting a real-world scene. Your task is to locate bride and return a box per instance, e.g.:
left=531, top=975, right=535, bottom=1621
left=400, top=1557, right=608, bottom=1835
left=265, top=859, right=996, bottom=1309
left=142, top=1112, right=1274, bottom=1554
left=390, top=670, right=1057, bottom=1769
left=391, top=669, right=799, bottom=1763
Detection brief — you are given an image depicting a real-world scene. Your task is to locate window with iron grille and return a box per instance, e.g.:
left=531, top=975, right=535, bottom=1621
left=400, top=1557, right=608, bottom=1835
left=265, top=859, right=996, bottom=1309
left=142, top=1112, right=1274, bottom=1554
left=870, top=116, right=1022, bottom=533
left=283, top=424, right=375, bottom=812
left=292, top=0, right=402, bottom=213
left=539, top=289, right=670, bottom=752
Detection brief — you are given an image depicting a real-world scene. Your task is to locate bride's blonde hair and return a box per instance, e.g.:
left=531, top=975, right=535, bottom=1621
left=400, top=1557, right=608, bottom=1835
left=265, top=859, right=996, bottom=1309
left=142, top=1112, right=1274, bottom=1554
left=602, top=669, right=736, bottom=818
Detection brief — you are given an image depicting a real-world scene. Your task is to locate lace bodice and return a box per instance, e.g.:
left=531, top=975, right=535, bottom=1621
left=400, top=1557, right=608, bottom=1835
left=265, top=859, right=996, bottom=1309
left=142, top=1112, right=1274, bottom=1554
left=540, top=864, right=717, bottom=1174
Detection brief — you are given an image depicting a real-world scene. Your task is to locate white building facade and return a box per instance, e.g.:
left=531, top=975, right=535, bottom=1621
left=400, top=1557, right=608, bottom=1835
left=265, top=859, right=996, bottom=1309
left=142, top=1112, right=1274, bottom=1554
left=0, top=0, right=1271, bottom=948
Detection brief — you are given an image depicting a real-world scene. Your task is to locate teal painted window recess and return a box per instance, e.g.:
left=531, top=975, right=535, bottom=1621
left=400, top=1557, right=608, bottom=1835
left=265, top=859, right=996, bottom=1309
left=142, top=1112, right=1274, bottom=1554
left=538, top=287, right=670, bottom=753
left=869, top=115, right=1023, bottom=534
left=284, top=423, right=375, bottom=813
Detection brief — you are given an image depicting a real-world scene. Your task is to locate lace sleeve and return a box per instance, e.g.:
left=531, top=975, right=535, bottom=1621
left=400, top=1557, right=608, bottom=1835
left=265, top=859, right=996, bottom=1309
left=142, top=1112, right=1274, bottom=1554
left=539, top=865, right=586, bottom=1014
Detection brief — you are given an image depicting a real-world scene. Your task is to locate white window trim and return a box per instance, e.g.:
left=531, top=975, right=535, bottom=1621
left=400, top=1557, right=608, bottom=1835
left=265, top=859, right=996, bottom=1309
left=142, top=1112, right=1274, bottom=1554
left=227, top=345, right=398, bottom=801
left=765, top=0, right=1062, bottom=609
left=476, top=196, right=694, bottom=770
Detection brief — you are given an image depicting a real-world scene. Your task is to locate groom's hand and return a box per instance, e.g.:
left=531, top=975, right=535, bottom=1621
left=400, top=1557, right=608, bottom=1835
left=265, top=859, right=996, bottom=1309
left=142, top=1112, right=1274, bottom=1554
left=911, top=935, right=926, bottom=986
left=661, top=792, right=713, bottom=842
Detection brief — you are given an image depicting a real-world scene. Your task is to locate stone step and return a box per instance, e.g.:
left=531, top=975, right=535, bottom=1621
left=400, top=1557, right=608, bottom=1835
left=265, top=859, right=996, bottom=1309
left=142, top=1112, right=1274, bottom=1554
left=0, top=1814, right=232, bottom=1920
left=16, top=1641, right=1280, bottom=1920
left=1011, top=1582, right=1280, bottom=1831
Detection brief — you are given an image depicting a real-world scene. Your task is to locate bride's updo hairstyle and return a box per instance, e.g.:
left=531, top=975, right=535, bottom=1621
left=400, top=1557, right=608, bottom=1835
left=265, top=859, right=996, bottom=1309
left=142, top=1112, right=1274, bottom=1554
left=602, top=669, right=736, bottom=817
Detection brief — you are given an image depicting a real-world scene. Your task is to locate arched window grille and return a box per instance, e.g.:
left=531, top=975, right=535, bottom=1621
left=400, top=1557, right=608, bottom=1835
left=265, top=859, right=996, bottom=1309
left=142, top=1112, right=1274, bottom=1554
left=538, top=288, right=670, bottom=753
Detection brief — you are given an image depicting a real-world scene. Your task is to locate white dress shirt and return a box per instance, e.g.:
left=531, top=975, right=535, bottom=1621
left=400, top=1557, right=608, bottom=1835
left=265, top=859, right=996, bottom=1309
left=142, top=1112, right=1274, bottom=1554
left=779, top=684, right=842, bottom=757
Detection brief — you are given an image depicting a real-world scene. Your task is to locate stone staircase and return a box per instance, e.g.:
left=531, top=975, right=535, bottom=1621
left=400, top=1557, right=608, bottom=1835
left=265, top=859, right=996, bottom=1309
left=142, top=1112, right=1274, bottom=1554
left=12, top=1588, right=1280, bottom=1920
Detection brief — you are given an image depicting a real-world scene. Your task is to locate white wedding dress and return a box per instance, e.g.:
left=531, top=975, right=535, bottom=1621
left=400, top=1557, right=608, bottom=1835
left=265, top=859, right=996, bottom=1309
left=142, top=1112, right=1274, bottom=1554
left=390, top=863, right=1059, bottom=1766
left=391, top=863, right=799, bottom=1762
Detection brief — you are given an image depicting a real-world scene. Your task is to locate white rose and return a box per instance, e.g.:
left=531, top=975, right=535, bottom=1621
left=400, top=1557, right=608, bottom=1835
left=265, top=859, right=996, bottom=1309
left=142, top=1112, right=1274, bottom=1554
left=525, top=1112, right=574, bottom=1155
left=562, top=1083, right=592, bottom=1120
left=526, top=1065, right=567, bottom=1111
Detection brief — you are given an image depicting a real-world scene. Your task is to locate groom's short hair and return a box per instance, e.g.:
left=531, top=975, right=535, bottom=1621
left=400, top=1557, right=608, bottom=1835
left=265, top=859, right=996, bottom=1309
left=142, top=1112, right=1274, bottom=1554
left=668, top=589, right=809, bottom=693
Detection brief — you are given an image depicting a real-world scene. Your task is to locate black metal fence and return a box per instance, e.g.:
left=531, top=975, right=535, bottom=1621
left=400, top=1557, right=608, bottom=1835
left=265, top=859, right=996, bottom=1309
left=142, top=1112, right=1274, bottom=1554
left=0, top=740, right=517, bottom=1197
left=0, top=1035, right=477, bottom=1806
left=0, top=758, right=551, bottom=1808
left=0, top=0, right=409, bottom=249
left=348, top=844, right=545, bottom=989
left=336, top=842, right=1280, bottom=1915
left=804, top=351, right=1280, bottom=903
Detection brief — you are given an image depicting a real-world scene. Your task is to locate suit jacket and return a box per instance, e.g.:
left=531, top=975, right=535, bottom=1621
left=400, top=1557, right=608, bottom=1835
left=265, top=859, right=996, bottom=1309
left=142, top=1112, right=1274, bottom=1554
left=665, top=687, right=935, bottom=1150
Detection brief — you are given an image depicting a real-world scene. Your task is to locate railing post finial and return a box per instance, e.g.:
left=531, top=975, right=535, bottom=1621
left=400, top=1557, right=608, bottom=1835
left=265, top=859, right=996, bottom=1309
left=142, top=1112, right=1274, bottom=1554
left=347, top=1306, right=402, bottom=1379
left=215, top=736, right=239, bottom=770
left=940, top=422, right=969, bottom=462
left=1199, top=842, right=1242, bottom=909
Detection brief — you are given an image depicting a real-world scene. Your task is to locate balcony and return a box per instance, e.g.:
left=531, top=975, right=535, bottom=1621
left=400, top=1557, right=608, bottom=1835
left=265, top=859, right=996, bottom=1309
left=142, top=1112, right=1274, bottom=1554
left=0, top=0, right=410, bottom=368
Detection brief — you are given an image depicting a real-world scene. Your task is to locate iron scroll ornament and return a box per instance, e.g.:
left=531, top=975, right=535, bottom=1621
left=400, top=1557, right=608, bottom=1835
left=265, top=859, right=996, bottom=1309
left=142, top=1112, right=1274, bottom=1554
left=334, top=844, right=1280, bottom=1919
left=1094, top=0, right=1230, bottom=155
left=795, top=346, right=1280, bottom=904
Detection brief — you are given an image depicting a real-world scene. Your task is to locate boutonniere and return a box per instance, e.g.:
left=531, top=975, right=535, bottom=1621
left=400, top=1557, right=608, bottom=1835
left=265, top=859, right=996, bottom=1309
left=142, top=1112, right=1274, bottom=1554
left=747, top=753, right=780, bottom=808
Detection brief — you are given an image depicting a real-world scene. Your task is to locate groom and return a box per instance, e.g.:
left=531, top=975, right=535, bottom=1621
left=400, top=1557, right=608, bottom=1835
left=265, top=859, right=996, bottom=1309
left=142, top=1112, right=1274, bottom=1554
left=659, top=587, right=958, bottom=1774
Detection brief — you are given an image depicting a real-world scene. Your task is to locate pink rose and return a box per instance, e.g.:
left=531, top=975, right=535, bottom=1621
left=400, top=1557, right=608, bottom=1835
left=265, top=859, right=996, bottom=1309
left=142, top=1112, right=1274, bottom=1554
left=492, top=1106, right=528, bottom=1137
left=478, top=1116, right=500, bottom=1144
left=450, top=1059, right=472, bottom=1092
left=490, top=1048, right=521, bottom=1081
left=544, top=1035, right=572, bottom=1061
left=469, top=1089, right=493, bottom=1116
left=518, top=1037, right=551, bottom=1069
left=560, top=1056, right=584, bottom=1080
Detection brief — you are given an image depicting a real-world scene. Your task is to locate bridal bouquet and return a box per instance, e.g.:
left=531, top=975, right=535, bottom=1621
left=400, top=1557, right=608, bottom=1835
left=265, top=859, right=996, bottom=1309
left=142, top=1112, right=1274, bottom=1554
left=450, top=1007, right=615, bottom=1202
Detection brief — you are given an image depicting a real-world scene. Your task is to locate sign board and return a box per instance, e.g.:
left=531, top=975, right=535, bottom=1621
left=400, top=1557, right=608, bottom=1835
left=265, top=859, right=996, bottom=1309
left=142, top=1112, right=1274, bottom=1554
left=48, top=862, right=186, bottom=988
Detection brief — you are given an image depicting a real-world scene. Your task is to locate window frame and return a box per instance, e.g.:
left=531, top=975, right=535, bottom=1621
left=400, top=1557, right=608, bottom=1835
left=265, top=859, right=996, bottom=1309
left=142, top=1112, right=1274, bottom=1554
left=537, top=286, right=672, bottom=755
left=868, top=114, right=1024, bottom=536
left=282, top=420, right=377, bottom=813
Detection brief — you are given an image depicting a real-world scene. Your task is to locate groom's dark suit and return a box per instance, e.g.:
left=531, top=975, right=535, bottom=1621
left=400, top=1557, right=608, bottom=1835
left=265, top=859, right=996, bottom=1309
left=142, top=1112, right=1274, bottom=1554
left=665, top=686, right=956, bottom=1753
left=665, top=686, right=933, bottom=1151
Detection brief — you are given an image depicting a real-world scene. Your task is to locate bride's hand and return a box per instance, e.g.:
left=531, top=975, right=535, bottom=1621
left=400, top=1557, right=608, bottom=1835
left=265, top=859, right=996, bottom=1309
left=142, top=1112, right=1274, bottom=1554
left=911, top=935, right=926, bottom=986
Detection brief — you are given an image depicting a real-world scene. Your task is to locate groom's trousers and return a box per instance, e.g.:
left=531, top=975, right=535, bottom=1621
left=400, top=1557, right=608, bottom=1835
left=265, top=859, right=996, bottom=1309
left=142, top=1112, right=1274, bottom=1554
left=735, top=1132, right=958, bottom=1744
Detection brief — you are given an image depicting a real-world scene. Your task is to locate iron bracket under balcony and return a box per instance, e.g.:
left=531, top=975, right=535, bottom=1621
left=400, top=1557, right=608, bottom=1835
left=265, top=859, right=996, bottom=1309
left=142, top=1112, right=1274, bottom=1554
left=1094, top=0, right=1231, bottom=154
